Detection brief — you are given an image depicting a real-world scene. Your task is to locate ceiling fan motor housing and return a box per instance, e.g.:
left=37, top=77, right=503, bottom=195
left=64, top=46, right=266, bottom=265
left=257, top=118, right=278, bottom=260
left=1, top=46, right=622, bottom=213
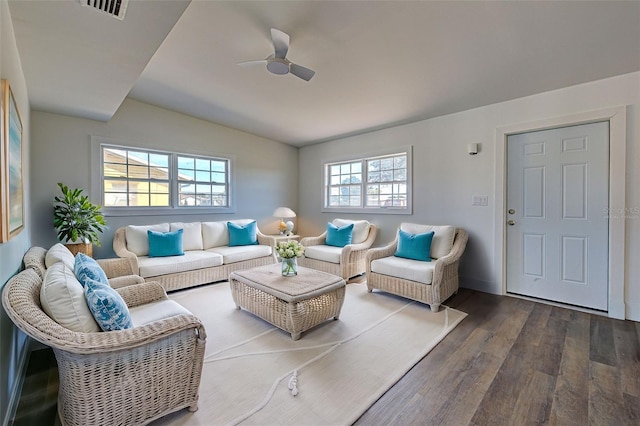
left=267, top=57, right=290, bottom=75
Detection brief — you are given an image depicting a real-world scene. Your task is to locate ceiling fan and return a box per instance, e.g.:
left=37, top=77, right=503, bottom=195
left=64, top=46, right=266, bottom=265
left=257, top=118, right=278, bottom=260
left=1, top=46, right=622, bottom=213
left=238, top=28, right=316, bottom=81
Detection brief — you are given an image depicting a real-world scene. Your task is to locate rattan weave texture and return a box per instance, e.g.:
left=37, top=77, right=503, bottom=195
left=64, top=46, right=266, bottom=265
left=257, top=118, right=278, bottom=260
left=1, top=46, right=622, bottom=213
left=113, top=225, right=277, bottom=291
left=229, top=264, right=346, bottom=340
left=299, top=223, right=377, bottom=280
left=2, top=247, right=207, bottom=425
left=366, top=227, right=468, bottom=312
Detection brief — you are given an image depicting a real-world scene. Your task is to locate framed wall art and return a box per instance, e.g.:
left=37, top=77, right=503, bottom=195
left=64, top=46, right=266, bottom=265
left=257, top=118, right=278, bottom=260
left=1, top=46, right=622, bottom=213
left=1, top=79, right=24, bottom=242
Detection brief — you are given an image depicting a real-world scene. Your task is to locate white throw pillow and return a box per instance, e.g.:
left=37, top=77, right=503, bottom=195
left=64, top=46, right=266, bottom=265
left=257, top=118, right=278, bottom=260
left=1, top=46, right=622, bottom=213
left=45, top=243, right=75, bottom=270
left=171, top=222, right=203, bottom=251
left=40, top=263, right=100, bottom=333
left=125, top=223, right=170, bottom=256
left=399, top=224, right=455, bottom=259
left=332, top=219, right=370, bottom=244
left=202, top=221, right=229, bottom=249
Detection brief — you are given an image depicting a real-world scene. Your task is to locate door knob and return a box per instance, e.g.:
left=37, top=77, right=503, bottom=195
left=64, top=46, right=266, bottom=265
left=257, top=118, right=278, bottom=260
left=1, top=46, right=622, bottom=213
left=507, top=220, right=516, bottom=226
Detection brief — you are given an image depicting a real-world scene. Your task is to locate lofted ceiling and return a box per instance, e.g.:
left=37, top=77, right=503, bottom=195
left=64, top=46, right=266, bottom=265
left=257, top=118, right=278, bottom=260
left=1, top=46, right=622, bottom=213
left=8, top=1, right=640, bottom=147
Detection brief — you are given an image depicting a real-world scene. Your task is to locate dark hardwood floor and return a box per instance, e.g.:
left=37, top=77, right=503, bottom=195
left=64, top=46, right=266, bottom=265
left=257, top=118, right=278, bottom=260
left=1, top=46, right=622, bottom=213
left=9, top=288, right=640, bottom=425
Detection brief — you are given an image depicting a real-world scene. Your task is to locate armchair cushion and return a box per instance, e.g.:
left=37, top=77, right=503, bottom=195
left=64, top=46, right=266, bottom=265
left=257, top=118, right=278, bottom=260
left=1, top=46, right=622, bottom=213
left=84, top=278, right=133, bottom=331
left=326, top=222, right=354, bottom=247
left=148, top=229, right=184, bottom=258
left=370, top=256, right=435, bottom=285
left=227, top=221, right=258, bottom=246
left=40, top=263, right=100, bottom=332
left=304, top=245, right=343, bottom=264
left=129, top=299, right=193, bottom=327
left=75, top=253, right=110, bottom=287
left=400, top=224, right=455, bottom=259
left=395, top=229, right=434, bottom=262
left=332, top=219, right=370, bottom=244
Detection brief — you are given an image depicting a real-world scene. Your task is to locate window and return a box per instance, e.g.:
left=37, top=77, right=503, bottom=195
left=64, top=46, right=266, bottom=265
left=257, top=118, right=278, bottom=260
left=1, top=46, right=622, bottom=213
left=323, top=147, right=412, bottom=214
left=103, top=147, right=170, bottom=207
left=93, top=138, right=233, bottom=215
left=176, top=155, right=229, bottom=207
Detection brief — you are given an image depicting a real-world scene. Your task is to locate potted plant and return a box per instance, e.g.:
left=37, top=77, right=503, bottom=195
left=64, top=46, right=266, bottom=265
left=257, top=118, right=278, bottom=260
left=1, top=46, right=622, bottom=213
left=53, top=183, right=107, bottom=257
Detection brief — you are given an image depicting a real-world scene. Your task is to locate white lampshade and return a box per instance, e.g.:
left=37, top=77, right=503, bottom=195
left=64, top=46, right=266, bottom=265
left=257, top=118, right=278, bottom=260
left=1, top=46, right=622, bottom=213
left=273, top=207, right=296, bottom=218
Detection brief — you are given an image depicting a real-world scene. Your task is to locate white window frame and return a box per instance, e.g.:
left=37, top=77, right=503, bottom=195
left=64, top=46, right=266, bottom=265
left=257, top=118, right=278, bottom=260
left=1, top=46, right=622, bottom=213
left=322, top=146, right=413, bottom=215
left=91, top=136, right=236, bottom=216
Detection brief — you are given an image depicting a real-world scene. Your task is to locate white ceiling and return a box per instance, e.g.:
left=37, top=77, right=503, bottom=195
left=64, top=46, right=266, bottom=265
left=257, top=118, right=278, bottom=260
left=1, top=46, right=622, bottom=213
left=9, top=1, right=640, bottom=147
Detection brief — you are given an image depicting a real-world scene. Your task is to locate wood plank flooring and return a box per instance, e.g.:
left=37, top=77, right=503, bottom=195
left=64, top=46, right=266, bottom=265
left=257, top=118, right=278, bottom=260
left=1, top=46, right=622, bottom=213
left=9, top=288, right=640, bottom=426
left=355, top=289, right=640, bottom=426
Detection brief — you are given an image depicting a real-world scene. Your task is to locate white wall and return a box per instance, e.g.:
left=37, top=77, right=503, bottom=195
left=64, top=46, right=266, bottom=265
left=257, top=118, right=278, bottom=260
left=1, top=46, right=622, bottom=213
left=30, top=98, right=299, bottom=259
left=298, top=71, right=640, bottom=320
left=0, top=0, right=32, bottom=422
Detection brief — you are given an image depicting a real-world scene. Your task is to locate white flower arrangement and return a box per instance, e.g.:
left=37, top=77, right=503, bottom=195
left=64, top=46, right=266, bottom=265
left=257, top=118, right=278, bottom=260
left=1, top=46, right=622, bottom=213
left=275, top=240, right=305, bottom=259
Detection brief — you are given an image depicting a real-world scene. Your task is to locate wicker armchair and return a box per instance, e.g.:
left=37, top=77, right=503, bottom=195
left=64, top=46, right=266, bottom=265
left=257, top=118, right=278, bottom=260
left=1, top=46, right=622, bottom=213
left=2, top=247, right=206, bottom=425
left=366, top=224, right=468, bottom=312
left=299, top=219, right=377, bottom=280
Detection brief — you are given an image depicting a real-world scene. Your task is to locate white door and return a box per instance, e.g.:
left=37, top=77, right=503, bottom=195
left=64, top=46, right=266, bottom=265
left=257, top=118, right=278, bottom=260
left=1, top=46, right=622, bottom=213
left=506, top=122, right=609, bottom=310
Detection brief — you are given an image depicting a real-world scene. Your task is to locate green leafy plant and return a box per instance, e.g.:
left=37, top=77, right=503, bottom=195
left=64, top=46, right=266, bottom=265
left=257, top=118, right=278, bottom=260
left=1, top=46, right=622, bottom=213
left=53, top=183, right=107, bottom=246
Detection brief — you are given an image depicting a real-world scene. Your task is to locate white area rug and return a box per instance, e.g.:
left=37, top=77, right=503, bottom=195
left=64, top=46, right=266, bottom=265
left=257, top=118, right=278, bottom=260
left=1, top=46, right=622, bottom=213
left=152, top=281, right=466, bottom=426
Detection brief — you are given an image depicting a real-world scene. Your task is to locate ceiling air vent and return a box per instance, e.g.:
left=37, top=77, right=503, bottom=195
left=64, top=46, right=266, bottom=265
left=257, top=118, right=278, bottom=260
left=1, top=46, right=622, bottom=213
left=80, top=0, right=129, bottom=20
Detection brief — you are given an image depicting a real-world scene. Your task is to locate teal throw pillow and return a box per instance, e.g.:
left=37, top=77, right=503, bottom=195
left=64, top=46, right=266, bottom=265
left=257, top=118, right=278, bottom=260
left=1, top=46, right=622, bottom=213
left=228, top=221, right=258, bottom=246
left=148, top=229, right=184, bottom=257
left=84, top=278, right=133, bottom=331
left=394, top=229, right=434, bottom=262
left=75, top=253, right=110, bottom=287
left=326, top=222, right=354, bottom=247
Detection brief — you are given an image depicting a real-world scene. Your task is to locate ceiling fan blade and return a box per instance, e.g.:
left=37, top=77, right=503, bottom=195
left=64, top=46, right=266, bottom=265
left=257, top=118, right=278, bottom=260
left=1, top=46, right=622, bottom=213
left=290, top=63, right=315, bottom=81
left=271, top=28, right=289, bottom=59
left=237, top=59, right=268, bottom=68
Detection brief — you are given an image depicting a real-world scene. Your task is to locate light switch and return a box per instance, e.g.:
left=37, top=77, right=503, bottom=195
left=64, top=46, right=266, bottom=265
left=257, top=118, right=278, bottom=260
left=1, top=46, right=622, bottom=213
left=472, top=195, right=488, bottom=206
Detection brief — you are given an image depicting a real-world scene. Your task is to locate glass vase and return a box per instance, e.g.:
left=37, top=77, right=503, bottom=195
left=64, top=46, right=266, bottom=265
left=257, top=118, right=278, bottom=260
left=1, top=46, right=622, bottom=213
left=281, top=257, right=298, bottom=276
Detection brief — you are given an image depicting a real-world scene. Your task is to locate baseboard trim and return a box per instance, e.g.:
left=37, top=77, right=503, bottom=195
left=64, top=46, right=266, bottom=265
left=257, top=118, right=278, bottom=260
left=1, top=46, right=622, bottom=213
left=2, top=339, right=32, bottom=426
left=625, top=302, right=640, bottom=322
left=459, top=276, right=499, bottom=295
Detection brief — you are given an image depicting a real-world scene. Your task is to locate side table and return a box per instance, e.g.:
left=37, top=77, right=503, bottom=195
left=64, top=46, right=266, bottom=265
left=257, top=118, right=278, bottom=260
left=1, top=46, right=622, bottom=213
left=268, top=234, right=300, bottom=243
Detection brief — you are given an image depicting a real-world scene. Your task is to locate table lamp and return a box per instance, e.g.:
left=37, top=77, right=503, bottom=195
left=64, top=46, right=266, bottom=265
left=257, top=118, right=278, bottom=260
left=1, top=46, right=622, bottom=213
left=273, top=207, right=296, bottom=236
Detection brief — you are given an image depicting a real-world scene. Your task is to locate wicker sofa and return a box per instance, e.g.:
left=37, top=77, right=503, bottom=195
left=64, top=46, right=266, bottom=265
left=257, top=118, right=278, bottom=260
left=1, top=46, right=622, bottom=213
left=113, top=219, right=276, bottom=292
left=2, top=246, right=206, bottom=426
left=366, top=224, right=468, bottom=312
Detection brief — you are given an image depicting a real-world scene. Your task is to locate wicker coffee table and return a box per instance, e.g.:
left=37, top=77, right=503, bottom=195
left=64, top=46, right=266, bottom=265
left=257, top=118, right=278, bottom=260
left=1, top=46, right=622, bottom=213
left=229, top=263, right=346, bottom=340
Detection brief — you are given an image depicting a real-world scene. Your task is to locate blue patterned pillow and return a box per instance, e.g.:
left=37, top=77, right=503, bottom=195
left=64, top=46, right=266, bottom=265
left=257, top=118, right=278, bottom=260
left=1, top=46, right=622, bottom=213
left=84, top=278, right=132, bottom=331
left=227, top=221, right=258, bottom=246
left=75, top=253, right=109, bottom=287
left=326, top=222, right=354, bottom=247
left=394, top=229, right=434, bottom=262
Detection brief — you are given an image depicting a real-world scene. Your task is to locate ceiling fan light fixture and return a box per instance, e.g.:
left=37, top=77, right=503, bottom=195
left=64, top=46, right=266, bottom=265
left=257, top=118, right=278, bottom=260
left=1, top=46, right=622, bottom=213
left=266, top=58, right=289, bottom=75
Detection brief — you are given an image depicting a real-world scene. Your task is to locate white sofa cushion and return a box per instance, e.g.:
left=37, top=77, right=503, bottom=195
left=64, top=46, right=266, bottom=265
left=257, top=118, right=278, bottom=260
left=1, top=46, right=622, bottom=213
left=370, top=256, right=435, bottom=285
left=138, top=251, right=223, bottom=278
left=129, top=299, right=193, bottom=327
left=202, top=219, right=256, bottom=249
left=399, top=224, right=455, bottom=259
left=332, top=219, right=370, bottom=244
left=45, top=243, right=76, bottom=270
left=40, top=263, right=100, bottom=332
left=304, top=245, right=343, bottom=264
left=126, top=223, right=170, bottom=256
left=207, top=245, right=272, bottom=264
left=170, top=222, right=203, bottom=251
